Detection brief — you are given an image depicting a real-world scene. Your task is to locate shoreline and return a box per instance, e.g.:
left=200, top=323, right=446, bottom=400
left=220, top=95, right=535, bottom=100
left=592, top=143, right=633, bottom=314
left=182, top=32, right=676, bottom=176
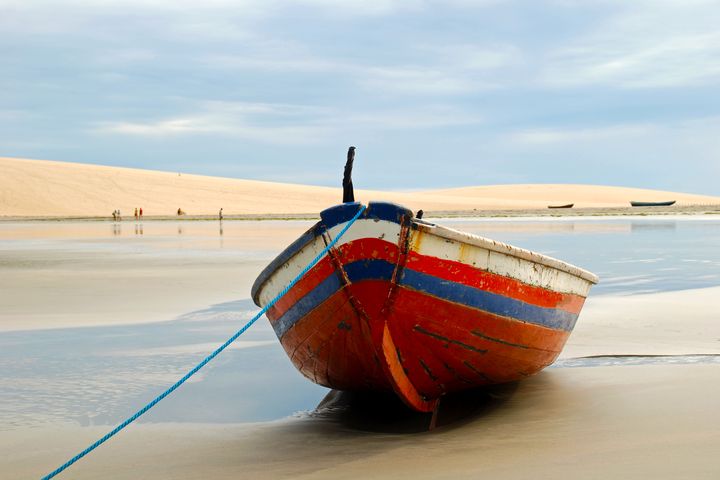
left=1, top=204, right=719, bottom=222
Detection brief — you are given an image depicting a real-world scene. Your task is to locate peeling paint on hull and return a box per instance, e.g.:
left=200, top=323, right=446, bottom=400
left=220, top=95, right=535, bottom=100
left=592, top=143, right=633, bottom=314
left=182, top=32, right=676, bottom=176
left=252, top=202, right=598, bottom=412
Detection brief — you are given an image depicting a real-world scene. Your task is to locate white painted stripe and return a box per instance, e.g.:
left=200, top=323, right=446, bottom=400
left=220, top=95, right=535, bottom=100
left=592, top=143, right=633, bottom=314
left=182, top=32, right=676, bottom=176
left=418, top=223, right=598, bottom=284
left=257, top=217, right=595, bottom=306
left=257, top=219, right=400, bottom=306
left=326, top=218, right=402, bottom=247
left=410, top=225, right=594, bottom=296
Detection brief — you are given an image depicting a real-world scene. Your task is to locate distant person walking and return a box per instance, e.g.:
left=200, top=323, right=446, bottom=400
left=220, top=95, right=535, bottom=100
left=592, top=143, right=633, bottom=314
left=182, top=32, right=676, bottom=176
left=139, top=207, right=143, bottom=218
left=117, top=209, right=121, bottom=221
left=219, top=208, right=223, bottom=220
left=134, top=208, right=138, bottom=220
left=343, top=146, right=356, bottom=203
left=112, top=210, right=117, bottom=221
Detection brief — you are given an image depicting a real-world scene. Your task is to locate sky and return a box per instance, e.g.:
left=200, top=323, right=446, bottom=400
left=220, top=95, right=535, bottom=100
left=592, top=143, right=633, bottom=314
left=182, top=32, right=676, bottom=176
left=1, top=0, right=719, bottom=194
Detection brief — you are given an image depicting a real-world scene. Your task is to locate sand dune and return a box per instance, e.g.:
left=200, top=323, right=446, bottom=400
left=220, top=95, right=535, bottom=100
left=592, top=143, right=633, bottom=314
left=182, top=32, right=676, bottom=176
left=1, top=156, right=719, bottom=217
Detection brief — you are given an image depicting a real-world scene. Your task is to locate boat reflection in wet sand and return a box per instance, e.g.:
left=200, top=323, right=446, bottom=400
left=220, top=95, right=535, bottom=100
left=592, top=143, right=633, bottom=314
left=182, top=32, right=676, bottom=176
left=252, top=202, right=598, bottom=413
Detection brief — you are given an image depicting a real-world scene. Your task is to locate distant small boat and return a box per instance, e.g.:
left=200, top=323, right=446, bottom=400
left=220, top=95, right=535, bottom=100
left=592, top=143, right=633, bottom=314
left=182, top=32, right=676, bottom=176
left=252, top=201, right=598, bottom=413
left=630, top=201, right=676, bottom=207
left=548, top=204, right=574, bottom=209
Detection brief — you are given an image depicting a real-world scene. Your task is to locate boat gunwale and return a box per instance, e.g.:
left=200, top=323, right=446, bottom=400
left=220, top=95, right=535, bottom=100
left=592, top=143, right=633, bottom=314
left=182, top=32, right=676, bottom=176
left=252, top=201, right=599, bottom=306
left=412, top=221, right=599, bottom=284
left=251, top=222, right=323, bottom=306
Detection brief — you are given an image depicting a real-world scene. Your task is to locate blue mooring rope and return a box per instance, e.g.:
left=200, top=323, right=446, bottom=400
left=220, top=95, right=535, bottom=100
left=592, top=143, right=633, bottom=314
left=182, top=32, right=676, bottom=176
left=41, top=205, right=366, bottom=480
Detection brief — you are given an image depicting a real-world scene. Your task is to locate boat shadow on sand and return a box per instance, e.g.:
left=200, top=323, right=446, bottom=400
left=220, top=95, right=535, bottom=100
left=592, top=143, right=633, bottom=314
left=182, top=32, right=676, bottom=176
left=308, top=382, right=521, bottom=434
left=302, top=352, right=720, bottom=435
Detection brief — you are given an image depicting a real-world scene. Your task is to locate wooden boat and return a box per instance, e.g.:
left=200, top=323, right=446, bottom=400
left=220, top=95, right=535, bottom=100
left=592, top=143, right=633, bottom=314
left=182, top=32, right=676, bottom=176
left=548, top=203, right=574, bottom=209
left=630, top=200, right=676, bottom=207
left=252, top=202, right=598, bottom=412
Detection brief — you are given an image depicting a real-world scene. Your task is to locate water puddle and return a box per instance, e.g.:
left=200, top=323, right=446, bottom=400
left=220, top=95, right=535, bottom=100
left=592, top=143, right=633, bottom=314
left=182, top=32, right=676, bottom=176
left=553, top=354, right=720, bottom=368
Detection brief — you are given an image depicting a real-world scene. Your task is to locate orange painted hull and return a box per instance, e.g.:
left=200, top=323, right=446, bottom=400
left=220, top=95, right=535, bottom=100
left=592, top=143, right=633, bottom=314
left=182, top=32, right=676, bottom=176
left=253, top=202, right=597, bottom=412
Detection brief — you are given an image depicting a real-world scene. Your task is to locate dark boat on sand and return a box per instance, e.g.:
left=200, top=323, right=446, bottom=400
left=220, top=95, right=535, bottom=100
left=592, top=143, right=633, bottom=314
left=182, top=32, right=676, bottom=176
left=630, top=200, right=676, bottom=207
left=548, top=204, right=574, bottom=209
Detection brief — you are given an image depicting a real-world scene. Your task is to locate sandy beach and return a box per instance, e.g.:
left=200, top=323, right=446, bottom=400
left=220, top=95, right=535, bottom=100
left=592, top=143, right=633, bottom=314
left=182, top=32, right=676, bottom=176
left=1, top=161, right=719, bottom=479
left=0, top=220, right=313, bottom=331
left=2, top=157, right=719, bottom=217
left=5, top=362, right=720, bottom=480
left=1, top=213, right=719, bottom=479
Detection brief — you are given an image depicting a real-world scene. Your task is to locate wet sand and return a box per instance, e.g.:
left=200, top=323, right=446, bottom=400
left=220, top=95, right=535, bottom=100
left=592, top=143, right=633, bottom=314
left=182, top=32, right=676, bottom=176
left=0, top=220, right=314, bottom=331
left=565, top=286, right=720, bottom=358
left=6, top=364, right=720, bottom=479
left=2, top=217, right=719, bottom=479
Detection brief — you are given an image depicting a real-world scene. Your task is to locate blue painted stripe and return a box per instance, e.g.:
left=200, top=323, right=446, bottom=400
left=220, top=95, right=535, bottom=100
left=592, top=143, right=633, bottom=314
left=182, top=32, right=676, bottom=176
left=274, top=258, right=578, bottom=339
left=401, top=269, right=579, bottom=331
left=344, top=259, right=396, bottom=283
left=272, top=272, right=341, bottom=338
left=320, top=201, right=412, bottom=230
left=272, top=259, right=394, bottom=339
left=320, top=202, right=363, bottom=228
left=364, top=201, right=413, bottom=224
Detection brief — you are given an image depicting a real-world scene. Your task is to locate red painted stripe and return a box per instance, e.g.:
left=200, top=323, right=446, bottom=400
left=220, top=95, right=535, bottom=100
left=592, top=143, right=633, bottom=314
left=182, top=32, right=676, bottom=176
left=265, top=237, right=401, bottom=320
left=267, top=237, right=585, bottom=322
left=404, top=248, right=586, bottom=314
left=266, top=256, right=335, bottom=320
left=337, top=237, right=585, bottom=312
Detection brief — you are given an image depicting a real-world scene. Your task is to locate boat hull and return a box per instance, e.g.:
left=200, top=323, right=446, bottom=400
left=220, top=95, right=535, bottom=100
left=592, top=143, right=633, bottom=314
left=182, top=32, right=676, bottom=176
left=630, top=200, right=676, bottom=207
left=252, top=202, right=597, bottom=412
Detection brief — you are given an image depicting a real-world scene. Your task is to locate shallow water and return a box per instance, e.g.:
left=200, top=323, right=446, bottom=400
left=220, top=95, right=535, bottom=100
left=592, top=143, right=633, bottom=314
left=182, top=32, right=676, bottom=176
left=440, top=216, right=720, bottom=295
left=1, top=216, right=719, bottom=430
left=0, top=299, right=317, bottom=430
left=551, top=354, right=720, bottom=368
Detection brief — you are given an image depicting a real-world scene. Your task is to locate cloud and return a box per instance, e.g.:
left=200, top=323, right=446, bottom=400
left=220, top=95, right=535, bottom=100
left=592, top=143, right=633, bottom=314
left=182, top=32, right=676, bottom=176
left=347, top=106, right=483, bottom=129
left=509, top=124, right=656, bottom=145
left=358, top=66, right=480, bottom=94
left=508, top=116, right=720, bottom=153
left=201, top=54, right=337, bottom=74
left=545, top=33, right=720, bottom=88
left=205, top=42, right=519, bottom=95
left=504, top=116, right=720, bottom=180
left=542, top=1, right=720, bottom=88
left=0, top=109, right=37, bottom=121
left=357, top=43, right=522, bottom=93
left=290, top=0, right=424, bottom=16
left=205, top=56, right=499, bottom=94
left=1, top=0, right=519, bottom=97
left=94, top=101, right=334, bottom=144
left=0, top=0, right=499, bottom=30
left=93, top=101, right=483, bottom=143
